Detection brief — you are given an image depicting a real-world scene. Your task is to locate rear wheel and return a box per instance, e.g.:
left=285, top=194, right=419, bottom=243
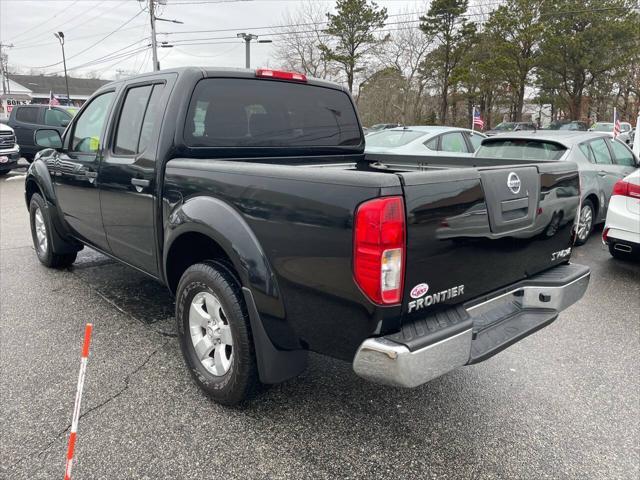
left=29, top=193, right=77, bottom=268
left=574, top=200, right=594, bottom=246
left=176, top=261, right=260, bottom=405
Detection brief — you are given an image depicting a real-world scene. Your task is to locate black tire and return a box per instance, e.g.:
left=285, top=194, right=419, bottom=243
left=0, top=171, right=8, bottom=177
left=29, top=193, right=77, bottom=268
left=574, top=199, right=595, bottom=246
left=176, top=261, right=260, bottom=405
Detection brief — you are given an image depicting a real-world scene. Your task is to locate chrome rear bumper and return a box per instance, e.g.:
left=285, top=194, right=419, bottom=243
left=353, top=264, right=590, bottom=388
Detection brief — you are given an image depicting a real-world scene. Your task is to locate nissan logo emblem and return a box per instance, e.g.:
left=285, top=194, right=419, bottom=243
left=507, top=172, right=521, bottom=194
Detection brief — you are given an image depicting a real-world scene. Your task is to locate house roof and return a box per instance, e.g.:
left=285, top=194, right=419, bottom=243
left=7, top=74, right=110, bottom=97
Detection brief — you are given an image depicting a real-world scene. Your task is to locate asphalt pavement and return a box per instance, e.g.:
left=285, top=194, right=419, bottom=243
left=1, top=165, right=639, bottom=479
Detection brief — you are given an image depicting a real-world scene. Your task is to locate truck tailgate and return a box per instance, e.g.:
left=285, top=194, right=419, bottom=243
left=396, top=161, right=580, bottom=317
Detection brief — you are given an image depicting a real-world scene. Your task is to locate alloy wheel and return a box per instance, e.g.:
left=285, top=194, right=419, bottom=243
left=34, top=207, right=48, bottom=255
left=188, top=291, right=233, bottom=376
left=577, top=205, right=593, bottom=242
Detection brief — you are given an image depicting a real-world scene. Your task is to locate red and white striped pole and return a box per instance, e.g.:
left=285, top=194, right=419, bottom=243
left=64, top=323, right=93, bottom=480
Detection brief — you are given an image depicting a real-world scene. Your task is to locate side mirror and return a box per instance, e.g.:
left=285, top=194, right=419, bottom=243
left=34, top=129, right=63, bottom=149
left=61, top=119, right=70, bottom=128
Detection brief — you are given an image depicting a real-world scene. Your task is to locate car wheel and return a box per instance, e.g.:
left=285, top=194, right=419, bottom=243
left=574, top=200, right=594, bottom=246
left=29, top=193, right=77, bottom=268
left=176, top=261, right=260, bottom=405
left=0, top=171, right=8, bottom=177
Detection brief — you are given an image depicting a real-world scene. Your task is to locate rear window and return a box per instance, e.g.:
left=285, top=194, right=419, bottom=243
left=366, top=130, right=425, bottom=148
left=184, top=78, right=361, bottom=148
left=477, top=139, right=567, bottom=160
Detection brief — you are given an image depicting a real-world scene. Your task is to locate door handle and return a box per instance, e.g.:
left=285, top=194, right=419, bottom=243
left=597, top=171, right=607, bottom=177
left=131, top=178, right=150, bottom=187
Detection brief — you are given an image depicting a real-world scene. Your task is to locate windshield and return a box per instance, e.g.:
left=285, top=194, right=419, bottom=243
left=365, top=130, right=426, bottom=148
left=590, top=122, right=614, bottom=132
left=493, top=122, right=516, bottom=131
left=477, top=139, right=567, bottom=160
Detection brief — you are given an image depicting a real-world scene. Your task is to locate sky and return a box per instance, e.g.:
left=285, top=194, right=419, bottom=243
left=0, top=0, right=426, bottom=79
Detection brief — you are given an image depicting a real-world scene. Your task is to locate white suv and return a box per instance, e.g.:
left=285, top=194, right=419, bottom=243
left=603, top=169, right=640, bottom=259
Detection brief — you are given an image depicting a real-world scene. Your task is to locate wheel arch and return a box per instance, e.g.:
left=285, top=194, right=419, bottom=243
left=163, top=196, right=284, bottom=318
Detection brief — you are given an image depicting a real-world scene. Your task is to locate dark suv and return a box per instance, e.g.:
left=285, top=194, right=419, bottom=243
left=8, top=105, right=78, bottom=161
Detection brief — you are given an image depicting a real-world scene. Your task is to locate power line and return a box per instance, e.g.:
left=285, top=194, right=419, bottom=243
left=28, top=9, right=146, bottom=69
left=7, top=0, right=80, bottom=43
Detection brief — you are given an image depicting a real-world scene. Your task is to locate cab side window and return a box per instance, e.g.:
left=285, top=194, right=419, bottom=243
left=608, top=139, right=636, bottom=167
left=113, top=84, right=166, bottom=156
left=588, top=138, right=612, bottom=165
left=71, top=92, right=115, bottom=153
left=114, top=86, right=152, bottom=156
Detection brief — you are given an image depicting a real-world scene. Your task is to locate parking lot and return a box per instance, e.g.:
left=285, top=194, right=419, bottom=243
left=0, top=164, right=638, bottom=479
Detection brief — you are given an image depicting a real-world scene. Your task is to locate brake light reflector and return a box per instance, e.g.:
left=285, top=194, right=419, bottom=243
left=354, top=196, right=405, bottom=305
left=255, top=69, right=307, bottom=82
left=612, top=179, right=640, bottom=199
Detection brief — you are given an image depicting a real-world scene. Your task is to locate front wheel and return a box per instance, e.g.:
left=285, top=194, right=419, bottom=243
left=574, top=200, right=594, bottom=246
left=176, top=262, right=260, bottom=405
left=29, top=193, right=77, bottom=268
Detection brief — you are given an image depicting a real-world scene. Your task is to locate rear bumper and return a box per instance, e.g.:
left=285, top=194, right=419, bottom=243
left=353, top=263, right=590, bottom=388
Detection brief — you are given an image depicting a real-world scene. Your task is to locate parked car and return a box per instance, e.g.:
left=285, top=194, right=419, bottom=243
left=545, top=120, right=588, bottom=131
left=603, top=169, right=640, bottom=259
left=365, top=126, right=486, bottom=156
left=484, top=121, right=537, bottom=136
left=7, top=104, right=78, bottom=162
left=589, top=121, right=633, bottom=145
left=475, top=131, right=639, bottom=245
left=26, top=67, right=589, bottom=405
left=0, top=123, right=20, bottom=176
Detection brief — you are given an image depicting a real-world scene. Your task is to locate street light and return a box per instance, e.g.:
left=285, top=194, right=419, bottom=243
left=236, top=33, right=272, bottom=69
left=54, top=31, right=70, bottom=104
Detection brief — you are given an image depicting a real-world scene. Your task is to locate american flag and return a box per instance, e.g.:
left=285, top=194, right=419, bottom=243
left=49, top=91, right=60, bottom=108
left=473, top=108, right=484, bottom=129
left=613, top=108, right=621, bottom=137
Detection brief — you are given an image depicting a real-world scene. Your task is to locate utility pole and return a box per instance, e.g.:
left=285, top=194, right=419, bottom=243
left=54, top=32, right=70, bottom=103
left=149, top=0, right=159, bottom=71
left=0, top=42, right=14, bottom=94
left=236, top=33, right=271, bottom=69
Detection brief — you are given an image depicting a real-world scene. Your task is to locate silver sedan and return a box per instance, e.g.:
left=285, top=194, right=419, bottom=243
left=365, top=126, right=486, bottom=156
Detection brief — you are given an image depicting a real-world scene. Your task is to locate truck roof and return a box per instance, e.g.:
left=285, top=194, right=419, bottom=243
left=100, top=66, right=345, bottom=92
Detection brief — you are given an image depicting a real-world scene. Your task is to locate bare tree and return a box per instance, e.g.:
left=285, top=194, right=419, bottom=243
left=272, top=1, right=335, bottom=79
left=376, top=9, right=434, bottom=123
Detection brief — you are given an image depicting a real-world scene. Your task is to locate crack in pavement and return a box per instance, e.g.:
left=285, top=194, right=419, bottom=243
left=6, top=339, right=172, bottom=474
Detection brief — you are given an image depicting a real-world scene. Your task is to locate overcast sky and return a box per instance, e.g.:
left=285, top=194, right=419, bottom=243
left=0, top=0, right=425, bottom=79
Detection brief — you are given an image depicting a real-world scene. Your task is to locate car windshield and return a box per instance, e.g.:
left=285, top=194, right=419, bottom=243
left=493, top=122, right=516, bottom=131
left=477, top=139, right=567, bottom=160
left=591, top=122, right=614, bottom=132
left=365, top=130, right=426, bottom=148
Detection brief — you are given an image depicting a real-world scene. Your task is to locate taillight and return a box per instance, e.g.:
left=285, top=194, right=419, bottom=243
left=612, top=179, right=640, bottom=199
left=255, top=69, right=307, bottom=82
left=354, top=196, right=405, bottom=305
left=603, top=227, right=610, bottom=243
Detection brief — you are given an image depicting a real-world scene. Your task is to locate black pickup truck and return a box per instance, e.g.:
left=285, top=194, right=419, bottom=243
left=25, top=68, right=590, bottom=405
